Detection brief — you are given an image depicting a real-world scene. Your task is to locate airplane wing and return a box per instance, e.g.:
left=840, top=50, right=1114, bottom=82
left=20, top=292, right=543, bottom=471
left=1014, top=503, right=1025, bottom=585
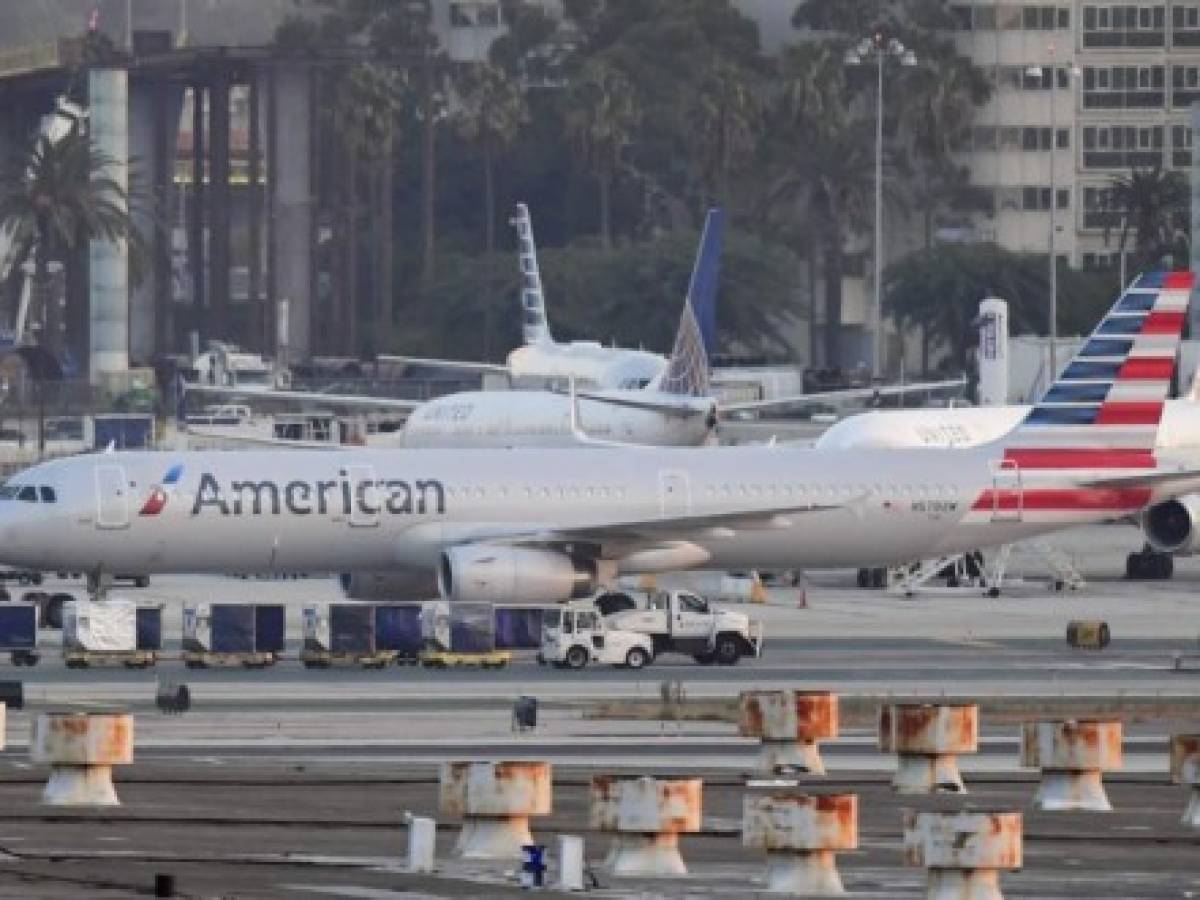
left=182, top=427, right=345, bottom=450
left=1083, top=466, right=1200, bottom=492
left=720, top=377, right=968, bottom=415
left=558, top=388, right=713, bottom=419
left=376, top=354, right=510, bottom=376
left=186, top=384, right=422, bottom=412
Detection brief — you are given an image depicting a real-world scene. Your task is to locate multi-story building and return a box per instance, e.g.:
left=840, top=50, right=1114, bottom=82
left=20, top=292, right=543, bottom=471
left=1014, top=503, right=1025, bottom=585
left=949, top=2, right=1200, bottom=275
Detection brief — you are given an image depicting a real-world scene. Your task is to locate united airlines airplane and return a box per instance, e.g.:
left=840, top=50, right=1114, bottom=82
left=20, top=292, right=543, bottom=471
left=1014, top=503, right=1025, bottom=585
left=1, top=272, right=1197, bottom=602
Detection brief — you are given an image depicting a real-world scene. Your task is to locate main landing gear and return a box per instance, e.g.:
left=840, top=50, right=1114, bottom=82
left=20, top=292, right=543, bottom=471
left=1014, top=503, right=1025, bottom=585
left=1125, top=545, right=1174, bottom=581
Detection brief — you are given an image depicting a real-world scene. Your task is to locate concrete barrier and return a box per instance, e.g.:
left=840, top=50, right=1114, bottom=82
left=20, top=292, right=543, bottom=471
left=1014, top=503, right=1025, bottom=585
left=30, top=711, right=133, bottom=806
left=739, top=690, right=838, bottom=775
left=879, top=703, right=978, bottom=794
left=1020, top=719, right=1122, bottom=811
left=743, top=793, right=856, bottom=895
left=438, top=760, right=552, bottom=860
left=558, top=835, right=585, bottom=891
left=406, top=815, right=436, bottom=873
left=903, top=810, right=1022, bottom=900
left=1169, top=733, right=1200, bottom=828
left=589, top=775, right=701, bottom=876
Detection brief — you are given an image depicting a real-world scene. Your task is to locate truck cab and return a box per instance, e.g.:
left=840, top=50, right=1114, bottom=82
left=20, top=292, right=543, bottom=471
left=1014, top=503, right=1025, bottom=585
left=538, top=604, right=654, bottom=670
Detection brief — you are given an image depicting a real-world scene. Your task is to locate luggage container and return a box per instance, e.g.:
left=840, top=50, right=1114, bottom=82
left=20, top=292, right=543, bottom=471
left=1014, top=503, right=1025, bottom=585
left=419, top=601, right=509, bottom=669
left=300, top=604, right=392, bottom=669
left=375, top=603, right=422, bottom=663
left=0, top=605, right=38, bottom=666
left=495, top=606, right=552, bottom=650
left=182, top=603, right=283, bottom=668
left=63, top=599, right=156, bottom=668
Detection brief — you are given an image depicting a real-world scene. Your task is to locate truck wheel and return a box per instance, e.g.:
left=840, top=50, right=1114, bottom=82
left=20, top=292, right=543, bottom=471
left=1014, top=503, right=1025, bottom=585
left=693, top=651, right=716, bottom=665
left=625, top=647, right=650, bottom=670
left=714, top=634, right=742, bottom=666
left=565, top=645, right=589, bottom=670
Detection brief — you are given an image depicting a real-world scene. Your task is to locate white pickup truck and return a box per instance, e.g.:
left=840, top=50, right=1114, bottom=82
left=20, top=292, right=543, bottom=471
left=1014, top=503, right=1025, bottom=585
left=597, top=588, right=763, bottom=665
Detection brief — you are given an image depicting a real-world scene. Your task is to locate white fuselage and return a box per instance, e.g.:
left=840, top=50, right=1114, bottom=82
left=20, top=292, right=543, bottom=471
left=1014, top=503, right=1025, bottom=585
left=816, top=400, right=1200, bottom=455
left=506, top=342, right=665, bottom=390
left=0, top=444, right=1168, bottom=578
left=402, top=390, right=709, bottom=448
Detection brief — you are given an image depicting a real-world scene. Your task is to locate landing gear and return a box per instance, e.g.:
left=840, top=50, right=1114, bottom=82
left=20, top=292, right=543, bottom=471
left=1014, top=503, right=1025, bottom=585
left=1125, top=546, right=1173, bottom=581
left=856, top=567, right=888, bottom=589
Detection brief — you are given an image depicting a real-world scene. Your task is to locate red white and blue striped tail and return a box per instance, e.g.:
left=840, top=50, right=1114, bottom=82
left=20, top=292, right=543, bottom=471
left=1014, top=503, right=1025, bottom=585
left=1002, top=270, right=1195, bottom=471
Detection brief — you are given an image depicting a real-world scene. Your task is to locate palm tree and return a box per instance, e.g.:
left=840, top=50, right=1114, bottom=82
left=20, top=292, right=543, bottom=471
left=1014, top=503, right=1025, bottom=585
left=0, top=130, right=137, bottom=358
left=686, top=57, right=762, bottom=209
left=1104, top=167, right=1190, bottom=275
left=765, top=42, right=879, bottom=367
left=564, top=59, right=641, bottom=250
left=453, top=63, right=529, bottom=255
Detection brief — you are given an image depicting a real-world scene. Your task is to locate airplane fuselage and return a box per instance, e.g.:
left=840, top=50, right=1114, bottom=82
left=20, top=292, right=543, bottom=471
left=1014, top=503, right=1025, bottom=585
left=0, top=444, right=1159, bottom=578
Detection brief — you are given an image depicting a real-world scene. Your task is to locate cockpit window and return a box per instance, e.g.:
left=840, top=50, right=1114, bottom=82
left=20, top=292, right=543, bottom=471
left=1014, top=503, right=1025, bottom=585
left=39, top=486, right=56, bottom=504
left=17, top=486, right=37, bottom=503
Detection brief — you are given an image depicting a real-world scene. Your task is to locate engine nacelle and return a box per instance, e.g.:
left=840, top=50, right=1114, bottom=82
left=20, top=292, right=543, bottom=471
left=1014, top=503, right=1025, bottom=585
left=438, top=546, right=597, bottom=603
left=339, top=570, right=439, bottom=601
left=1143, top=495, right=1200, bottom=555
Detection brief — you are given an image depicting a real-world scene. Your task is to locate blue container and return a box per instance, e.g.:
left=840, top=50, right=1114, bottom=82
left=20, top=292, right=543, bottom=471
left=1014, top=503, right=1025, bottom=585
left=0, top=605, right=36, bottom=650
left=375, top=604, right=421, bottom=655
left=254, top=604, right=286, bottom=653
left=450, top=603, right=495, bottom=653
left=495, top=607, right=547, bottom=649
left=330, top=604, right=374, bottom=653
left=211, top=604, right=255, bottom=653
left=92, top=414, right=153, bottom=450
left=135, top=606, right=162, bottom=651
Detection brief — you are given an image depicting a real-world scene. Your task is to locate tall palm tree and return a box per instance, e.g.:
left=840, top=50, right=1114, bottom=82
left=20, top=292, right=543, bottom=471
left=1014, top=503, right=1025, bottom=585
left=453, top=63, right=529, bottom=255
left=0, top=130, right=136, bottom=358
left=686, top=57, right=762, bottom=209
left=1104, top=167, right=1190, bottom=275
left=766, top=42, right=879, bottom=367
left=564, top=59, right=641, bottom=250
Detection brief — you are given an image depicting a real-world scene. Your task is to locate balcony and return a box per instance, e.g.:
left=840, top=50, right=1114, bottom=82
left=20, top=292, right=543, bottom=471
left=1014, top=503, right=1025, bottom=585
left=1082, top=30, right=1165, bottom=48
left=1083, top=210, right=1122, bottom=230
left=1082, top=150, right=1164, bottom=169
left=1172, top=88, right=1200, bottom=108
left=1173, top=30, right=1200, bottom=47
left=1083, top=91, right=1165, bottom=109
left=1173, top=150, right=1192, bottom=166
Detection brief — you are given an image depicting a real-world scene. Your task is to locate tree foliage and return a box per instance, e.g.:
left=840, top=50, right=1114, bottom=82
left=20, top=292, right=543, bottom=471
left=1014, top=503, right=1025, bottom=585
left=1103, top=167, right=1190, bottom=275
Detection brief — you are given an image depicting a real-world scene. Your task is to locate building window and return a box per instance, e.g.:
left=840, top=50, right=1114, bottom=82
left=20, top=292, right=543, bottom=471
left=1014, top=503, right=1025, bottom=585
left=1022, top=186, right=1053, bottom=211
left=1083, top=65, right=1165, bottom=109
left=1056, top=188, right=1070, bottom=209
left=972, top=126, right=998, bottom=150
left=1056, top=128, right=1070, bottom=148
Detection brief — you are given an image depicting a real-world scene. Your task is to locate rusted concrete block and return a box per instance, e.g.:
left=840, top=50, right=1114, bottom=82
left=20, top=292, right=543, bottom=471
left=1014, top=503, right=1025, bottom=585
left=589, top=775, right=702, bottom=876
left=878, top=703, right=978, bottom=794
left=1020, top=719, right=1121, bottom=811
left=30, top=711, right=133, bottom=806
left=438, top=760, right=552, bottom=859
left=739, top=690, right=839, bottom=775
left=1169, top=733, right=1200, bottom=827
left=903, top=810, right=1022, bottom=900
left=743, top=793, right=856, bottom=895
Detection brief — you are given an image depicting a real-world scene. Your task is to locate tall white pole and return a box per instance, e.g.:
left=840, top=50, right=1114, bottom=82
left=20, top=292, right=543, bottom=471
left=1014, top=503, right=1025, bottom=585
left=873, top=48, right=884, bottom=379
left=1048, top=55, right=1058, bottom=380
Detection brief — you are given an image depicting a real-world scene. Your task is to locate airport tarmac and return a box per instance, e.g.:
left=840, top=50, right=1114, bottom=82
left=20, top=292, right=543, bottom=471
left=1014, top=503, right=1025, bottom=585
left=0, top=522, right=1193, bottom=896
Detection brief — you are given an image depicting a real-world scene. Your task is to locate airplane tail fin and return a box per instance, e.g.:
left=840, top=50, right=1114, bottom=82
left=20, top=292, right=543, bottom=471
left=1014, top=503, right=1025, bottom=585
left=511, top=203, right=552, bottom=345
left=1001, top=270, right=1194, bottom=471
left=656, top=208, right=723, bottom=397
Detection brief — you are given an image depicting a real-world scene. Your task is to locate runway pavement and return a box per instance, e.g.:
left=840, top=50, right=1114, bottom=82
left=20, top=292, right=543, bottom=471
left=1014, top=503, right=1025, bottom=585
left=0, top=522, right=1193, bottom=895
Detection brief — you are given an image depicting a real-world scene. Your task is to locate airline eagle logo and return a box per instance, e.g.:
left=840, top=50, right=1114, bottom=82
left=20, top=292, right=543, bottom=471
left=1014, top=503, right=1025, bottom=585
left=139, top=464, right=184, bottom=516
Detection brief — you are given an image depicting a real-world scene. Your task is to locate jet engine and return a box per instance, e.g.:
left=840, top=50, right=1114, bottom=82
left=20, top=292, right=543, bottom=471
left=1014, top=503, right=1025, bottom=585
left=339, top=570, right=439, bottom=601
left=1143, top=495, right=1200, bottom=555
left=438, top=546, right=597, bottom=603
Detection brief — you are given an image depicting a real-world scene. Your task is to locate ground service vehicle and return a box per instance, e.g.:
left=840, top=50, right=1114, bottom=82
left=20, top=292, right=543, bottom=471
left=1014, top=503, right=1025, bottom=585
left=539, top=604, right=655, bottom=670
left=601, top=589, right=762, bottom=665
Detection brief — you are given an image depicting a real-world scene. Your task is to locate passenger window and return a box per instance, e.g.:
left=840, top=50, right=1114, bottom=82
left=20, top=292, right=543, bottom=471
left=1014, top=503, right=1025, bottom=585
left=17, top=486, right=37, bottom=503
left=679, top=593, right=707, bottom=613
left=651, top=592, right=670, bottom=611
left=39, top=486, right=55, bottom=503
left=562, top=614, right=574, bottom=634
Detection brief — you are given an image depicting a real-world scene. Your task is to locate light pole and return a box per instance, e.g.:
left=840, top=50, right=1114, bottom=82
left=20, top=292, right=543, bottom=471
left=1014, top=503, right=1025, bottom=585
left=1026, top=49, right=1081, bottom=380
left=846, top=33, right=916, bottom=380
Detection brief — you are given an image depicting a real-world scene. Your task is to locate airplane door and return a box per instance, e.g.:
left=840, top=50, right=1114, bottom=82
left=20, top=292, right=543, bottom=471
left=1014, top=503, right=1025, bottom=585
left=989, top=459, right=1022, bottom=522
left=346, top=465, right=380, bottom=528
left=659, top=470, right=690, bottom=517
left=94, top=465, right=130, bottom=530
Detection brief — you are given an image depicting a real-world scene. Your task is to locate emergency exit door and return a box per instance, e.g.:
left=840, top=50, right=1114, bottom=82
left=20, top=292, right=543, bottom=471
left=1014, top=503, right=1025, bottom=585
left=659, top=470, right=691, bottom=517
left=94, top=465, right=130, bottom=530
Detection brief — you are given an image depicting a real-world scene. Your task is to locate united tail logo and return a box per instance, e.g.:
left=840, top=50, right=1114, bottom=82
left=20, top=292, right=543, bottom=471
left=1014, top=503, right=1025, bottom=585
left=139, top=464, right=184, bottom=516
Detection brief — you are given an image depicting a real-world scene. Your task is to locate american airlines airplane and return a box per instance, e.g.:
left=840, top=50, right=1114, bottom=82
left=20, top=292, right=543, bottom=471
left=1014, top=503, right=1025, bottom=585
left=0, top=272, right=1197, bottom=600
